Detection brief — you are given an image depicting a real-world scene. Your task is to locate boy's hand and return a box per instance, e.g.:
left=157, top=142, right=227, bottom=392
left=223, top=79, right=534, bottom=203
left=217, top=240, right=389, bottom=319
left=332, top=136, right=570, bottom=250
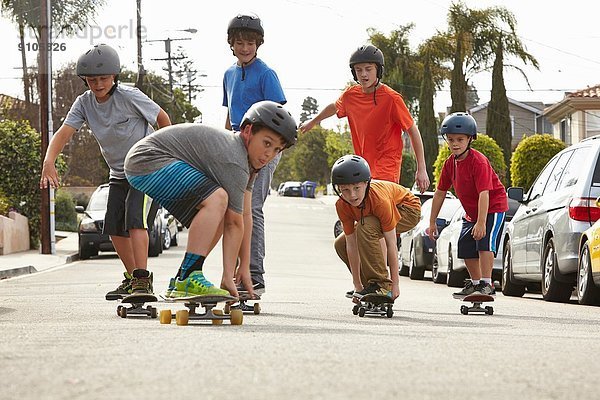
left=40, top=161, right=60, bottom=189
left=392, top=283, right=400, bottom=300
left=426, top=224, right=438, bottom=241
left=234, top=269, right=256, bottom=299
left=472, top=222, right=486, bottom=241
left=414, top=170, right=430, bottom=193
left=298, top=120, right=315, bottom=134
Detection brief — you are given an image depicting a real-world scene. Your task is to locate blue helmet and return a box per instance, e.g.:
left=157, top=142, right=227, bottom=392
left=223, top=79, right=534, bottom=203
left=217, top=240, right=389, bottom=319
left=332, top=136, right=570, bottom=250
left=440, top=112, right=477, bottom=139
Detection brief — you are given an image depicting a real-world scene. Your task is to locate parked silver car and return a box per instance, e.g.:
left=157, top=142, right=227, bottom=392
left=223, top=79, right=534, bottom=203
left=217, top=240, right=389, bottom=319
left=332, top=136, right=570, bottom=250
left=503, top=136, right=600, bottom=302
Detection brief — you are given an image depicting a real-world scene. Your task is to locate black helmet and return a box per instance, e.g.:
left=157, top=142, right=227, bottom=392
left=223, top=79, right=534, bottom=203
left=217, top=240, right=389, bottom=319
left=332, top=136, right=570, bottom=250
left=331, top=155, right=371, bottom=185
left=242, top=101, right=297, bottom=148
left=76, top=44, right=120, bottom=76
left=227, top=13, right=264, bottom=36
left=440, top=112, right=477, bottom=139
left=349, top=45, right=384, bottom=81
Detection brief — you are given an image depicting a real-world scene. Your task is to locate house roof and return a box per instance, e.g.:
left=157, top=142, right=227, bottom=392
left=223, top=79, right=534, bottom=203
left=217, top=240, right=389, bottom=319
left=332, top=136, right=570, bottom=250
left=469, top=97, right=544, bottom=115
left=566, top=84, right=600, bottom=98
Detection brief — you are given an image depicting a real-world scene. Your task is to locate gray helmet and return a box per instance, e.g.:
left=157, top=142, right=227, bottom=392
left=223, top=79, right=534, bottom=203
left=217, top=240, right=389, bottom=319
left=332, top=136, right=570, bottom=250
left=331, top=155, right=371, bottom=185
left=227, top=13, right=264, bottom=36
left=349, top=45, right=384, bottom=81
left=241, top=101, right=297, bottom=148
left=440, top=112, right=477, bottom=139
left=76, top=44, right=120, bottom=76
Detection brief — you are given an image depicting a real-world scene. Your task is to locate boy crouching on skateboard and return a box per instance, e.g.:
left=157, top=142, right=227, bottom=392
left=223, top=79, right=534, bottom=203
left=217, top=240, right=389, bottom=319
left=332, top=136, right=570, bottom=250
left=332, top=155, right=421, bottom=300
left=124, top=101, right=297, bottom=299
left=427, top=112, right=508, bottom=298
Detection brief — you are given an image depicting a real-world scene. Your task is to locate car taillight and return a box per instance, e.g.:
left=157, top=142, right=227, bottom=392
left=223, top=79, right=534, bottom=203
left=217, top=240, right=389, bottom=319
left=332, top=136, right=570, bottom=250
left=568, top=198, right=600, bottom=222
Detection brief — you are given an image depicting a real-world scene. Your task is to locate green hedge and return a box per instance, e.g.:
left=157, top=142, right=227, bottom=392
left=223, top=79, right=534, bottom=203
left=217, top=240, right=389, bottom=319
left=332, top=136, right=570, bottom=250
left=510, top=134, right=566, bottom=192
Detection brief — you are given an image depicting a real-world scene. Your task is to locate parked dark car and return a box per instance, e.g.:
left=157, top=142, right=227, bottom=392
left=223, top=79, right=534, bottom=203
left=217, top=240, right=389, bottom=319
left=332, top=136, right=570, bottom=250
left=76, top=183, right=163, bottom=260
left=278, top=181, right=303, bottom=197
left=503, top=135, right=600, bottom=302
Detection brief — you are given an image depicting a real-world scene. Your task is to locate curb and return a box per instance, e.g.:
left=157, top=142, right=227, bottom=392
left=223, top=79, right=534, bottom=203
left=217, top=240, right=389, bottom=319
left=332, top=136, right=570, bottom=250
left=0, top=252, right=80, bottom=280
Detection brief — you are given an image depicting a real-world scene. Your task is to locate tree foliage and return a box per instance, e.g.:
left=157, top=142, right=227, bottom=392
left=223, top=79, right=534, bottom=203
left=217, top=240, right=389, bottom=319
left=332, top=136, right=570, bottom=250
left=510, top=134, right=566, bottom=192
left=433, top=134, right=507, bottom=189
left=300, top=96, right=319, bottom=124
left=0, top=119, right=66, bottom=248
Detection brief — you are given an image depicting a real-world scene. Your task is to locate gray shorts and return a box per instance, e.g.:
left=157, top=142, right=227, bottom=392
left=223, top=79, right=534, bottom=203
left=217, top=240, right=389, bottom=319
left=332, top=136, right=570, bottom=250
left=103, top=178, right=159, bottom=237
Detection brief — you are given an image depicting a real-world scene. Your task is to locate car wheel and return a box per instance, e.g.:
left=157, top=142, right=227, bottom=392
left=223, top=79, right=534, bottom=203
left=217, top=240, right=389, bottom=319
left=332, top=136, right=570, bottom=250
left=432, top=253, right=445, bottom=284
left=501, top=240, right=525, bottom=297
left=541, top=238, right=573, bottom=302
left=446, top=247, right=468, bottom=288
left=577, top=242, right=600, bottom=305
left=334, top=220, right=343, bottom=238
left=163, top=229, right=171, bottom=250
left=409, top=244, right=425, bottom=280
left=148, top=230, right=162, bottom=257
left=79, top=242, right=97, bottom=260
left=171, top=231, right=178, bottom=247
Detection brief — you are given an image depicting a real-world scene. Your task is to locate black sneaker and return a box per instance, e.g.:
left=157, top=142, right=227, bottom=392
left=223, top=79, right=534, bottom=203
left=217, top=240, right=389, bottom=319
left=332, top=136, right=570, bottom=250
left=452, top=280, right=476, bottom=299
left=475, top=281, right=495, bottom=296
left=345, top=289, right=355, bottom=299
left=105, top=271, right=132, bottom=300
left=353, top=282, right=380, bottom=299
left=130, top=269, right=154, bottom=295
left=237, top=280, right=266, bottom=296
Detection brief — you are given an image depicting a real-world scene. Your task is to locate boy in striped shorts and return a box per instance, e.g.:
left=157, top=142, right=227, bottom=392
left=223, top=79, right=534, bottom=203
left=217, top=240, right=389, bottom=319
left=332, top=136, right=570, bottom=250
left=427, top=112, right=508, bottom=297
left=124, top=101, right=297, bottom=298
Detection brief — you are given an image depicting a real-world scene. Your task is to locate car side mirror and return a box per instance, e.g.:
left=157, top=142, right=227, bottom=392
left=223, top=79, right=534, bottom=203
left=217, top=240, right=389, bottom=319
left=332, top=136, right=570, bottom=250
left=75, top=205, right=85, bottom=213
left=507, top=187, right=525, bottom=203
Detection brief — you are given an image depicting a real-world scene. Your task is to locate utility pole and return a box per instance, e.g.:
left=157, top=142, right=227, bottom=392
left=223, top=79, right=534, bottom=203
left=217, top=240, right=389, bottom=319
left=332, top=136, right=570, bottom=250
left=135, top=0, right=145, bottom=89
left=40, top=0, right=54, bottom=254
left=149, top=37, right=189, bottom=101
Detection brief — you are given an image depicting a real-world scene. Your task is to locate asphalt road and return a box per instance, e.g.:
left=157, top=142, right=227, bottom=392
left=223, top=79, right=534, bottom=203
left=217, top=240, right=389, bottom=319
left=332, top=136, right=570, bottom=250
left=1, top=195, right=599, bottom=400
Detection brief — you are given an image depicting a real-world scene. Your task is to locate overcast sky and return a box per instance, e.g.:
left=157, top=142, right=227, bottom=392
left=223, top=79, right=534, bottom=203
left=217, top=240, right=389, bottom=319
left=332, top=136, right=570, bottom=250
left=1, top=0, right=599, bottom=129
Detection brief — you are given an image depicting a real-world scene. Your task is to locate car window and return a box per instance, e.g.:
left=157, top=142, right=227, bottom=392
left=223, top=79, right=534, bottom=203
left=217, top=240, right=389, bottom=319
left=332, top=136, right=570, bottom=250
left=557, top=147, right=590, bottom=190
left=543, top=150, right=573, bottom=194
left=87, top=187, right=109, bottom=211
left=527, top=154, right=560, bottom=201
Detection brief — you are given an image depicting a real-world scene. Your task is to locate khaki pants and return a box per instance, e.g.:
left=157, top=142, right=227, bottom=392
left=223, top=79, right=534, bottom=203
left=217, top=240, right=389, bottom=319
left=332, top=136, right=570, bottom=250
left=334, top=205, right=420, bottom=290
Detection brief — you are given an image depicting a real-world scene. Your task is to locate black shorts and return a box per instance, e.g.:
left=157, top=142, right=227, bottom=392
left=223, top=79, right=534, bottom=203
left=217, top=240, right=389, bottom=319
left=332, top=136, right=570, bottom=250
left=103, top=178, right=159, bottom=237
left=457, top=212, right=505, bottom=259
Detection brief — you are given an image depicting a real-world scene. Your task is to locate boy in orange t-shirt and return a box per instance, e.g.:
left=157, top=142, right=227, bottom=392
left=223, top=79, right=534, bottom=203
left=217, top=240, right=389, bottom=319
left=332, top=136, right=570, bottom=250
left=331, top=155, right=421, bottom=300
left=300, top=44, right=429, bottom=192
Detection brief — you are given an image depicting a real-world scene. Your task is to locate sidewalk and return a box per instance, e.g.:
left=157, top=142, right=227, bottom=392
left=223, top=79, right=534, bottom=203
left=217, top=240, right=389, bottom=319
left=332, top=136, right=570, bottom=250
left=0, top=231, right=79, bottom=280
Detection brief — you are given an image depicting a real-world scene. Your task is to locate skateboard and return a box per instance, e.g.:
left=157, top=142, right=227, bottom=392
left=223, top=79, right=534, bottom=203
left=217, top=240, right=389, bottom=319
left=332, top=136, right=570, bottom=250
left=158, top=294, right=243, bottom=326
left=352, top=293, right=394, bottom=318
left=117, top=293, right=158, bottom=319
left=224, top=293, right=261, bottom=315
left=460, top=293, right=494, bottom=315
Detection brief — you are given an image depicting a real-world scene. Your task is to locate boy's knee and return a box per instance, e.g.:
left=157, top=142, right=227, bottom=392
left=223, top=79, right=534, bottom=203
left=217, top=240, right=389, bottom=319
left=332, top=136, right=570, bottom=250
left=205, top=188, right=228, bottom=212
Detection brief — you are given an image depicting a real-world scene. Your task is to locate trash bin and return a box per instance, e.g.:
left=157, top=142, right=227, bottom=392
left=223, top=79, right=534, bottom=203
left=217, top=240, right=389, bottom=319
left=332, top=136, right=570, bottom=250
left=301, top=181, right=317, bottom=198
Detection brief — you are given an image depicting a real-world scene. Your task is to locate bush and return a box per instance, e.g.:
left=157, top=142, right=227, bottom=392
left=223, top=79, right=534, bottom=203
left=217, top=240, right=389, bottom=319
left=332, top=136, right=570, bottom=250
left=0, top=191, right=9, bottom=216
left=0, top=119, right=66, bottom=248
left=55, top=190, right=78, bottom=231
left=400, top=151, right=416, bottom=188
left=433, top=134, right=507, bottom=189
left=71, top=191, right=90, bottom=208
left=510, top=134, right=566, bottom=192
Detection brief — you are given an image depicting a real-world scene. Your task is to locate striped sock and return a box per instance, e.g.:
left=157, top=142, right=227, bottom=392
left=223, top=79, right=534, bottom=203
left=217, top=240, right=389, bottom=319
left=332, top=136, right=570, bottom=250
left=178, top=252, right=206, bottom=280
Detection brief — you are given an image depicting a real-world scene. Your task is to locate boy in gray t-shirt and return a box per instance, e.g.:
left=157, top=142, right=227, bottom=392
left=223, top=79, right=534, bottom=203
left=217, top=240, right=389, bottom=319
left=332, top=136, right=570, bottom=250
left=124, top=101, right=297, bottom=299
left=40, top=44, right=171, bottom=300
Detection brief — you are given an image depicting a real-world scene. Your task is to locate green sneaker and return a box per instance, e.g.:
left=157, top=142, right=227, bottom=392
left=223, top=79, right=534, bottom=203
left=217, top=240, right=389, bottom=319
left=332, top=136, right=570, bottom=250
left=164, top=277, right=177, bottom=298
left=130, top=269, right=154, bottom=295
left=105, top=271, right=133, bottom=300
left=167, top=271, right=230, bottom=298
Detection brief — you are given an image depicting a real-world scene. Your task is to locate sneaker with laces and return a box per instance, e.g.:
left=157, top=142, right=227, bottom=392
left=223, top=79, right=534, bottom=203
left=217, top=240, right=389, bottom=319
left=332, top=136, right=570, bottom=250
left=167, top=271, right=230, bottom=298
left=475, top=281, right=495, bottom=296
left=452, top=280, right=476, bottom=299
left=130, top=269, right=154, bottom=295
left=105, top=271, right=132, bottom=300
left=236, top=280, right=266, bottom=296
left=353, top=282, right=380, bottom=299
left=345, top=289, right=355, bottom=299
left=164, top=277, right=177, bottom=298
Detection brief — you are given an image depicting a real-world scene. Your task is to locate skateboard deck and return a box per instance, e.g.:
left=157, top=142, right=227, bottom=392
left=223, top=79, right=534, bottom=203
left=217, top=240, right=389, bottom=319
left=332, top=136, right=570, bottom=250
left=158, top=294, right=243, bottom=326
left=117, top=293, right=158, bottom=319
left=225, top=293, right=262, bottom=315
left=460, top=293, right=494, bottom=315
left=353, top=294, right=394, bottom=318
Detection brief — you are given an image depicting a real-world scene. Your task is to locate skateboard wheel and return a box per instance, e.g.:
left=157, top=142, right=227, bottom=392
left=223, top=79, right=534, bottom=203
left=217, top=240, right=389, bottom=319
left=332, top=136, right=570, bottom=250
left=230, top=309, right=243, bottom=325
left=175, top=310, right=189, bottom=326
left=485, top=306, right=494, bottom=315
left=223, top=304, right=231, bottom=314
left=116, top=305, right=123, bottom=317
left=460, top=305, right=469, bottom=315
left=253, top=303, right=261, bottom=315
left=119, top=306, right=127, bottom=318
left=212, top=309, right=224, bottom=325
left=149, top=306, right=157, bottom=319
left=159, top=309, right=172, bottom=324
left=386, top=306, right=393, bottom=318
left=352, top=305, right=359, bottom=315
left=358, top=307, right=366, bottom=317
